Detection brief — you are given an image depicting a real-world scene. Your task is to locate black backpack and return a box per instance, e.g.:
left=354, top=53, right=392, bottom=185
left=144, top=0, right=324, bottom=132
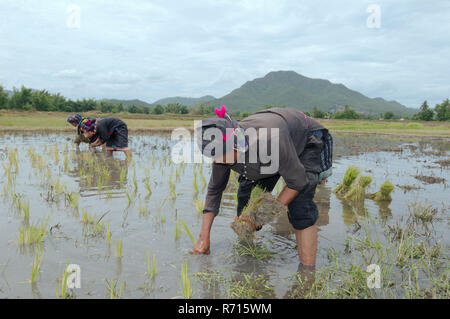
left=319, top=131, right=333, bottom=180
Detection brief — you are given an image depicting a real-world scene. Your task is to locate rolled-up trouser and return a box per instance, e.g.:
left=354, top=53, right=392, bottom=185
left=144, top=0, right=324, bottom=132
left=236, top=132, right=323, bottom=230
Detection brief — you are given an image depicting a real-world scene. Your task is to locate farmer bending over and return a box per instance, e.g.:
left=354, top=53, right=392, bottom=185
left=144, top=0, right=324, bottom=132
left=67, top=114, right=106, bottom=151
left=79, top=117, right=132, bottom=159
left=67, top=114, right=90, bottom=148
left=194, top=106, right=332, bottom=267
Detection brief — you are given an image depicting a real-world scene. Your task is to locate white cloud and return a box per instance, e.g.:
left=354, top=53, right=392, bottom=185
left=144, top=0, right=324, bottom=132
left=53, top=69, right=84, bottom=79
left=0, top=0, right=449, bottom=107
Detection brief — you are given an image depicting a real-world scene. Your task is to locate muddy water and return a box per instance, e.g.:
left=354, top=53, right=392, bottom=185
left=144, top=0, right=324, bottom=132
left=0, top=133, right=448, bottom=298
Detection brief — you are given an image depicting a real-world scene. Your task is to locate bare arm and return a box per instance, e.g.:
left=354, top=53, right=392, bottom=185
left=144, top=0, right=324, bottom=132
left=90, top=137, right=103, bottom=148
left=277, top=186, right=299, bottom=206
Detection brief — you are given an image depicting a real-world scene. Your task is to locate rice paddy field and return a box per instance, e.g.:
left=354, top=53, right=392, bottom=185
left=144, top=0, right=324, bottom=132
left=0, top=132, right=448, bottom=299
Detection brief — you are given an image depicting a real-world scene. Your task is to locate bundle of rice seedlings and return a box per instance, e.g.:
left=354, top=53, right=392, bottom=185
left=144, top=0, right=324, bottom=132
left=231, top=187, right=287, bottom=240
left=230, top=186, right=264, bottom=240
left=344, top=176, right=373, bottom=202
left=334, top=166, right=360, bottom=196
left=240, top=186, right=264, bottom=218
left=367, top=181, right=395, bottom=201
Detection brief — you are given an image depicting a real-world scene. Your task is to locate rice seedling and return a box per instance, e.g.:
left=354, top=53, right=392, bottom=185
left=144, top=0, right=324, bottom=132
left=180, top=218, right=196, bottom=245
left=86, top=173, right=92, bottom=187
left=193, top=199, right=205, bottom=215
left=96, top=175, right=104, bottom=192
left=44, top=186, right=57, bottom=203
left=55, top=265, right=75, bottom=299
left=11, top=192, right=23, bottom=208
left=367, top=181, right=395, bottom=201
left=227, top=273, right=274, bottom=299
left=65, top=191, right=79, bottom=209
left=155, top=210, right=166, bottom=224
left=30, top=244, right=42, bottom=284
left=193, top=169, right=199, bottom=195
left=17, top=217, right=49, bottom=247
left=168, top=172, right=176, bottom=200
left=234, top=240, right=273, bottom=260
left=106, top=279, right=125, bottom=299
left=138, top=201, right=150, bottom=216
left=181, top=261, right=192, bottom=299
left=53, top=178, right=66, bottom=196
left=53, top=147, right=59, bottom=165
left=275, top=180, right=282, bottom=195
left=21, top=199, right=30, bottom=221
left=90, top=222, right=107, bottom=238
left=125, top=188, right=136, bottom=206
left=410, top=202, right=439, bottom=223
left=63, top=154, right=69, bottom=172
left=81, top=209, right=96, bottom=224
left=102, top=166, right=110, bottom=182
left=175, top=221, right=180, bottom=240
left=151, top=154, right=156, bottom=167
left=194, top=271, right=226, bottom=298
left=344, top=176, right=373, bottom=202
left=144, top=168, right=151, bottom=181
left=7, top=147, right=19, bottom=172
left=144, top=249, right=157, bottom=279
left=106, top=221, right=112, bottom=245
left=144, top=179, right=152, bottom=197
left=116, top=239, right=123, bottom=258
left=133, top=169, right=138, bottom=193
left=81, top=209, right=107, bottom=237
left=334, top=166, right=360, bottom=196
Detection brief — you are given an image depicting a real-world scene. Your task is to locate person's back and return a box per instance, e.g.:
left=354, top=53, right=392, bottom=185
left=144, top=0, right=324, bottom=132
left=239, top=107, right=327, bottom=158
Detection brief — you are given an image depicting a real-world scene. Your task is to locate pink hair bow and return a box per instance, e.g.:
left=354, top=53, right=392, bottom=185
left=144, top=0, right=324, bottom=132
left=215, top=105, right=226, bottom=118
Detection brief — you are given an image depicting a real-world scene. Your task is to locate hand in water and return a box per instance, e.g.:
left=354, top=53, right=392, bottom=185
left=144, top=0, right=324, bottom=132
left=193, top=235, right=210, bottom=255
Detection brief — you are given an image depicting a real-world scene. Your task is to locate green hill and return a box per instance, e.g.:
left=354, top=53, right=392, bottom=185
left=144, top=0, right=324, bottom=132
left=102, top=98, right=153, bottom=108
left=210, top=71, right=415, bottom=117
left=152, top=95, right=215, bottom=106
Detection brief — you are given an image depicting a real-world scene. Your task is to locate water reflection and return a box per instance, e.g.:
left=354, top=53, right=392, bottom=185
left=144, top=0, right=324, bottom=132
left=69, top=151, right=129, bottom=197
left=284, top=263, right=316, bottom=299
left=342, top=200, right=368, bottom=225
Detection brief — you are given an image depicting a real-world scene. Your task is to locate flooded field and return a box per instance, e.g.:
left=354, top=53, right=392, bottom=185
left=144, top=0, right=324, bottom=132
left=0, top=133, right=448, bottom=299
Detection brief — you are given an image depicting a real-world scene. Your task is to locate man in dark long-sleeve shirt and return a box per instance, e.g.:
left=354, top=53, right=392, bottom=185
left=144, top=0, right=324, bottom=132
left=194, top=107, right=331, bottom=266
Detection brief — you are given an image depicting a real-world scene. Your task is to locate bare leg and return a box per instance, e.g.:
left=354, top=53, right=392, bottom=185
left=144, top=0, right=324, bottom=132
left=193, top=212, right=215, bottom=254
left=123, top=149, right=132, bottom=159
left=106, top=150, right=113, bottom=157
left=295, top=225, right=318, bottom=266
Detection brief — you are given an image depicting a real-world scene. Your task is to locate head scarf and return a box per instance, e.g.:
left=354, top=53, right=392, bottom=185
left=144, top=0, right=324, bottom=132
left=79, top=118, right=97, bottom=132
left=196, top=105, right=248, bottom=158
left=67, top=114, right=83, bottom=124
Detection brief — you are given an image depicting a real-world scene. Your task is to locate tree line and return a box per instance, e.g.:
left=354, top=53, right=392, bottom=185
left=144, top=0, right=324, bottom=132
left=411, top=100, right=450, bottom=121
left=0, top=85, right=191, bottom=115
left=1, top=85, right=448, bottom=121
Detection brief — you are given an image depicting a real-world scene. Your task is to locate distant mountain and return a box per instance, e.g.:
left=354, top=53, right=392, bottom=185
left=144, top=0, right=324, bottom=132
left=210, top=71, right=415, bottom=117
left=102, top=98, right=153, bottom=108
left=152, top=95, right=216, bottom=107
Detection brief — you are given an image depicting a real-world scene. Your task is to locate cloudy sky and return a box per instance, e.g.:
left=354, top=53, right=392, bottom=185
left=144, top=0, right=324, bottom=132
left=0, top=0, right=449, bottom=108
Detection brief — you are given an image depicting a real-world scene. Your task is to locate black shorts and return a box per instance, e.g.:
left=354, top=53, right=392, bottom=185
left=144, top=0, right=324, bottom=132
left=106, top=124, right=129, bottom=150
left=237, top=133, right=323, bottom=230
